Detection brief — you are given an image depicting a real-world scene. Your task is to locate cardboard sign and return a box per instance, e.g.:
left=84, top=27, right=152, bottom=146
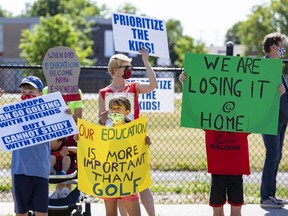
left=77, top=117, right=152, bottom=198
left=112, top=12, right=170, bottom=58
left=43, top=46, right=81, bottom=102
left=181, top=53, right=282, bottom=135
left=0, top=92, right=78, bottom=152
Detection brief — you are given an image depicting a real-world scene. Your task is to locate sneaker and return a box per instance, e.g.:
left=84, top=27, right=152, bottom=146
left=50, top=168, right=56, bottom=175
left=56, top=170, right=67, bottom=175
left=260, top=197, right=284, bottom=208
left=275, top=197, right=288, bottom=205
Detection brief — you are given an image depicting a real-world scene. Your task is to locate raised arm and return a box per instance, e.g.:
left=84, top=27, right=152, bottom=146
left=136, top=48, right=158, bottom=94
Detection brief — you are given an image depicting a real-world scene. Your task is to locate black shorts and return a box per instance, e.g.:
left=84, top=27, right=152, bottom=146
left=12, top=174, right=49, bottom=214
left=209, top=174, right=244, bottom=207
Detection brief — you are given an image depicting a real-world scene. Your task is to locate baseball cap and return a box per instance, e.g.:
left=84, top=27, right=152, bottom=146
left=19, top=76, right=43, bottom=91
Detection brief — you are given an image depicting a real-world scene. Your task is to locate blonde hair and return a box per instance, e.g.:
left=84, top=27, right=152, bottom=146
left=108, top=54, right=132, bottom=76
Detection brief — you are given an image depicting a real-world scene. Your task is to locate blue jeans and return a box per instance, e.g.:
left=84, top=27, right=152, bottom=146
left=260, top=121, right=287, bottom=201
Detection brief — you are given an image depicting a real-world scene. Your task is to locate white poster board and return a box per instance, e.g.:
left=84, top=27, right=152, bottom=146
left=0, top=92, right=78, bottom=152
left=129, top=78, right=174, bottom=113
left=112, top=12, right=170, bottom=58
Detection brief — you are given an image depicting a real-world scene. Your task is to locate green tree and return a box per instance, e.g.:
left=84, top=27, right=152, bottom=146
left=20, top=0, right=100, bottom=66
left=0, top=6, right=12, bottom=17
left=237, top=4, right=275, bottom=57
left=115, top=3, right=138, bottom=14
left=225, top=22, right=242, bottom=45
left=24, top=0, right=107, bottom=17
left=19, top=15, right=93, bottom=78
left=233, top=0, right=288, bottom=57
left=174, top=36, right=206, bottom=67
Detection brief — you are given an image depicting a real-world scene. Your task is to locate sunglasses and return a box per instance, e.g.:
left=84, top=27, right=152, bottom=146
left=119, top=65, right=132, bottom=71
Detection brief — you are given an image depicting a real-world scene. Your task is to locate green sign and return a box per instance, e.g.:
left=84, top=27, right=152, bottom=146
left=181, top=53, right=282, bottom=135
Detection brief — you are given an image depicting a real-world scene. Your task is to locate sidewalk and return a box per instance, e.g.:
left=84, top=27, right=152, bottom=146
left=1, top=202, right=288, bottom=216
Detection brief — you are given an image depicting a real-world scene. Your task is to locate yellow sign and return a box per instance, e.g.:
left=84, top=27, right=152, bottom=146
left=77, top=117, right=152, bottom=198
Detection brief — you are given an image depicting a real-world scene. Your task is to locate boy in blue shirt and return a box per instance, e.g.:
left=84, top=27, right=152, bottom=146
left=12, top=76, right=71, bottom=216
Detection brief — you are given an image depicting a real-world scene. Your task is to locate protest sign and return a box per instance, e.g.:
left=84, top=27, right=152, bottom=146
left=0, top=92, right=78, bottom=152
left=181, top=53, right=282, bottom=135
left=77, top=117, right=152, bottom=198
left=129, top=78, right=174, bottom=113
left=104, top=78, right=174, bottom=119
left=112, top=12, right=170, bottom=58
left=43, top=46, right=81, bottom=102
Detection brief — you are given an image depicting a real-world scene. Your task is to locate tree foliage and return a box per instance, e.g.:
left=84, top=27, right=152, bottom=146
left=227, top=0, right=288, bottom=57
left=115, top=3, right=138, bottom=15
left=19, top=0, right=206, bottom=68
left=24, top=0, right=107, bottom=17
left=0, top=7, right=12, bottom=17
left=19, top=0, right=99, bottom=67
left=237, top=4, right=275, bottom=57
left=19, top=15, right=93, bottom=79
left=224, top=22, right=242, bottom=45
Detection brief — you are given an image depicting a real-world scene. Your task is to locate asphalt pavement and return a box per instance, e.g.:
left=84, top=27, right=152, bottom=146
left=1, top=202, right=288, bottom=216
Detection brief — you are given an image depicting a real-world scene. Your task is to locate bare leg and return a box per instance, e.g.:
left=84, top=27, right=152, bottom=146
left=230, top=205, right=241, bottom=216
left=104, top=200, right=118, bottom=216
left=50, top=155, right=56, bottom=167
left=140, top=188, right=155, bottom=216
left=62, top=156, right=71, bottom=173
left=124, top=199, right=141, bottom=216
left=117, top=200, right=128, bottom=216
left=35, top=212, right=48, bottom=216
left=213, top=206, right=225, bottom=216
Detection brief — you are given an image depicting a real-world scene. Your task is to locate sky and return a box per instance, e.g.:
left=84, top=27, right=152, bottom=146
left=0, top=0, right=270, bottom=46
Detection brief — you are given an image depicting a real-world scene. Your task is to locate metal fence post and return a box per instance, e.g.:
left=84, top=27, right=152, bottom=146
left=226, top=41, right=234, bottom=56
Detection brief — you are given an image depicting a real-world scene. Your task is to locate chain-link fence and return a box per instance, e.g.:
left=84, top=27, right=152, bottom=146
left=0, top=63, right=288, bottom=204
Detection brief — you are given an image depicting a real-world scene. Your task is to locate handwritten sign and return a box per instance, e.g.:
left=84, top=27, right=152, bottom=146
left=0, top=92, right=78, bottom=152
left=77, top=117, right=152, bottom=198
left=181, top=53, right=282, bottom=135
left=43, top=46, right=81, bottom=102
left=112, top=12, right=170, bottom=58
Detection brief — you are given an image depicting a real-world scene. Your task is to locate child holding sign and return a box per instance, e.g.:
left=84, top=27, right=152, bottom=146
left=11, top=76, right=72, bottom=216
left=179, top=72, right=250, bottom=216
left=102, top=96, right=142, bottom=216
left=98, top=48, right=156, bottom=216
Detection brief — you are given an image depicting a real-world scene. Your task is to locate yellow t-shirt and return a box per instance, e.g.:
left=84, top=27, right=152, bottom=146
left=42, top=86, right=83, bottom=115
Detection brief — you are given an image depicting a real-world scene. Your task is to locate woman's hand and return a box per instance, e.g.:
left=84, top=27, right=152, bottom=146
left=139, top=47, right=149, bottom=62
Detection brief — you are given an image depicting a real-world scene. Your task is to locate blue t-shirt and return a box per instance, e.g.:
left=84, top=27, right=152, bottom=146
left=11, top=142, right=50, bottom=179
